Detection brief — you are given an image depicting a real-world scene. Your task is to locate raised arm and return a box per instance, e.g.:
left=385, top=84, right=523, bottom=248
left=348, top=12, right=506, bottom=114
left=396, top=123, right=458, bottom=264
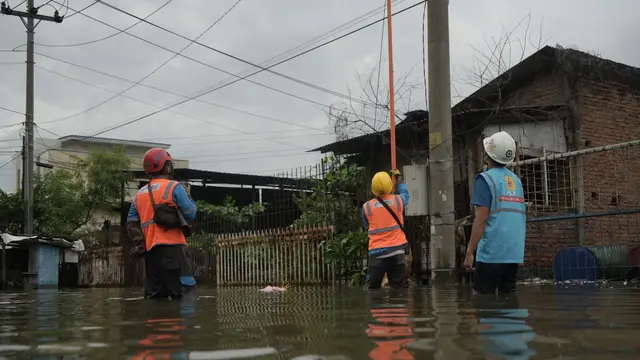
left=172, top=183, right=197, bottom=221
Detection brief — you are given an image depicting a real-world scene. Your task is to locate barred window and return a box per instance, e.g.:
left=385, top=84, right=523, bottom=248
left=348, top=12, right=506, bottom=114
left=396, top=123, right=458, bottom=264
left=515, top=155, right=573, bottom=211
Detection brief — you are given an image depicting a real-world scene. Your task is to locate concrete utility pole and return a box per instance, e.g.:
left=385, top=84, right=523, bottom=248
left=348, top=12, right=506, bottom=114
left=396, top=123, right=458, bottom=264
left=1, top=1, right=63, bottom=235
left=427, top=0, right=456, bottom=282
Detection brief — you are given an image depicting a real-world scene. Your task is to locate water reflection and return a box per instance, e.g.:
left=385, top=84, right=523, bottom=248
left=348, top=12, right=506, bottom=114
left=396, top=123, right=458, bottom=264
left=1, top=286, right=640, bottom=358
left=129, top=293, right=197, bottom=359
left=469, top=294, right=536, bottom=359
left=366, top=291, right=416, bottom=359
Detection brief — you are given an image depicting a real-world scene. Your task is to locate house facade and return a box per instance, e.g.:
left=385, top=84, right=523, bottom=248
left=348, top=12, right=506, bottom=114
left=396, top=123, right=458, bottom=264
left=313, top=46, right=640, bottom=272
left=455, top=46, right=640, bottom=270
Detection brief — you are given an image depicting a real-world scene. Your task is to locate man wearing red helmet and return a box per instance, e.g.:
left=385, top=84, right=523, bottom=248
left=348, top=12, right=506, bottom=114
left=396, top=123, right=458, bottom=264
left=126, top=148, right=197, bottom=299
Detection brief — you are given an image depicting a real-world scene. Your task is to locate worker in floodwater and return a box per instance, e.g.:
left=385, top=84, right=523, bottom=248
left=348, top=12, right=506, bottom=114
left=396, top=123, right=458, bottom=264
left=464, top=131, right=526, bottom=294
left=363, top=169, right=410, bottom=289
left=126, top=148, right=197, bottom=299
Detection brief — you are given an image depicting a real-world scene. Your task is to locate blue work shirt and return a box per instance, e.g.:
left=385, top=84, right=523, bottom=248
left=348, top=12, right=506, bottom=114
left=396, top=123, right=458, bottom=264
left=471, top=167, right=526, bottom=264
left=471, top=176, right=492, bottom=208
left=126, top=181, right=197, bottom=223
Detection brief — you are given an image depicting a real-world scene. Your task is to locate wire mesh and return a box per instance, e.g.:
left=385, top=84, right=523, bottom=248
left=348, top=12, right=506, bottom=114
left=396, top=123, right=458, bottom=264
left=509, top=140, right=640, bottom=281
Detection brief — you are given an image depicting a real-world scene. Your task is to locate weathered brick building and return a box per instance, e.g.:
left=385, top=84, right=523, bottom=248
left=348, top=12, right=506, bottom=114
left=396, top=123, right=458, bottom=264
left=313, top=45, right=640, bottom=272
left=454, top=46, right=640, bottom=270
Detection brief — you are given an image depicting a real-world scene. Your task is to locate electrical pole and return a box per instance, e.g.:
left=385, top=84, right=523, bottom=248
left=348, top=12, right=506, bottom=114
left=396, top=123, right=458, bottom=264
left=1, top=1, right=63, bottom=235
left=427, top=0, right=456, bottom=282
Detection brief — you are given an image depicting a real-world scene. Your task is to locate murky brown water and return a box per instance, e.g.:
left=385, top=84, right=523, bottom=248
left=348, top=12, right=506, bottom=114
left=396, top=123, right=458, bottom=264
left=1, top=284, right=640, bottom=359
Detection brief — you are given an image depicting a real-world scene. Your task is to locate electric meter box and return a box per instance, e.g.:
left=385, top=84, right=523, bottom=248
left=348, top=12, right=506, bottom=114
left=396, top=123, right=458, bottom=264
left=402, top=165, right=428, bottom=216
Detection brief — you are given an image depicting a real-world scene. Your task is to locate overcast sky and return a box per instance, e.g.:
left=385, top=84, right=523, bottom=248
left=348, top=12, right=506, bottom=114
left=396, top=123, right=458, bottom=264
left=0, top=0, right=638, bottom=191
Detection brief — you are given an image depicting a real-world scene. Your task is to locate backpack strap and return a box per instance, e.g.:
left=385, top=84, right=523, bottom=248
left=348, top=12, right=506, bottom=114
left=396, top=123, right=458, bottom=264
left=375, top=196, right=404, bottom=232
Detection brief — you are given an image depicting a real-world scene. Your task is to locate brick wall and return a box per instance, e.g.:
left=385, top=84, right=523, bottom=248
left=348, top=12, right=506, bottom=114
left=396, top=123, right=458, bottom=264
left=502, top=70, right=567, bottom=107
left=577, top=78, right=640, bottom=250
left=522, top=76, right=640, bottom=270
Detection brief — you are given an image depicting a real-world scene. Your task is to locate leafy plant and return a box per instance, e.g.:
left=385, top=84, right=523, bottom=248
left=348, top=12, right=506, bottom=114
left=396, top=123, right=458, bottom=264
left=196, top=196, right=267, bottom=232
left=188, top=231, right=217, bottom=252
left=295, top=156, right=369, bottom=285
left=0, top=147, right=130, bottom=238
left=189, top=197, right=268, bottom=251
left=320, top=229, right=368, bottom=264
left=294, top=156, right=365, bottom=233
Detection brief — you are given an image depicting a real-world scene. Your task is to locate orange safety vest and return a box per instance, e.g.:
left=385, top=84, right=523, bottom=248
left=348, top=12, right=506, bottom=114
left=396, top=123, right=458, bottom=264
left=363, top=194, right=407, bottom=251
left=135, top=179, right=187, bottom=251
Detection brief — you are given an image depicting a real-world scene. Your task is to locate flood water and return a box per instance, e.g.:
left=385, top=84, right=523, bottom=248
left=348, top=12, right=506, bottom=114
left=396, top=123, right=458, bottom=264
left=1, top=284, right=640, bottom=359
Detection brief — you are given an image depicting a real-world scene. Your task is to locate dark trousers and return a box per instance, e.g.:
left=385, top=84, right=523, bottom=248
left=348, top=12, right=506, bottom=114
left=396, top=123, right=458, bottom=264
left=366, top=253, right=407, bottom=289
left=473, top=262, right=519, bottom=294
left=144, top=245, right=195, bottom=299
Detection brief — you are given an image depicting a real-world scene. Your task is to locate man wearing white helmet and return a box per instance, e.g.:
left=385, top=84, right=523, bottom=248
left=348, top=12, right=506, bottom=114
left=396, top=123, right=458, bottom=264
left=464, top=131, right=526, bottom=294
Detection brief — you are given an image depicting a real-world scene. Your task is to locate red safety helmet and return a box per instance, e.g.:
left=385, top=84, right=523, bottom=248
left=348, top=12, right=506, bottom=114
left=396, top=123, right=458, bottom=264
left=143, top=148, right=173, bottom=174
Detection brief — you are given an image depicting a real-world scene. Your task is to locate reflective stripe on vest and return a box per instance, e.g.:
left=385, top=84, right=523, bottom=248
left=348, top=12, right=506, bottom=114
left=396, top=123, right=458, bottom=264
left=135, top=179, right=187, bottom=250
left=476, top=167, right=527, bottom=263
left=364, top=195, right=407, bottom=251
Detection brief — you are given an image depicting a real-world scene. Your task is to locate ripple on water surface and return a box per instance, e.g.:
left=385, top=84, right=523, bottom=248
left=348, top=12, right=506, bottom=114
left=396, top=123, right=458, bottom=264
left=1, top=285, right=640, bottom=359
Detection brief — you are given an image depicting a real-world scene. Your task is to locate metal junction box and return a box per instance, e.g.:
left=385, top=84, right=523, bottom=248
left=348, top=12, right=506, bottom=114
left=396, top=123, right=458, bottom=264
left=402, top=165, right=428, bottom=216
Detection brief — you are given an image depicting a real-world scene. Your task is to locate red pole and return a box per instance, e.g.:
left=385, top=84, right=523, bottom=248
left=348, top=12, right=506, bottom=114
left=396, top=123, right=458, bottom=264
left=386, top=0, right=397, bottom=171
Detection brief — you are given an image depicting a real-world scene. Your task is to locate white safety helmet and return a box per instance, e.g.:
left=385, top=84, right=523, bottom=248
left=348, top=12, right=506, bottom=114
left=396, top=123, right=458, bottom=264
left=483, top=131, right=516, bottom=165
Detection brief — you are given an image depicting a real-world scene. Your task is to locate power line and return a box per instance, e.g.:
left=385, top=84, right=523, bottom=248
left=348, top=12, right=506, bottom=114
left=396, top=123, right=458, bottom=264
left=146, top=128, right=330, bottom=142
left=30, top=138, right=308, bottom=160
left=35, top=51, right=379, bottom=126
left=39, top=2, right=370, bottom=121
left=0, top=122, right=24, bottom=130
left=20, top=0, right=175, bottom=48
left=9, top=1, right=27, bottom=10
left=51, top=0, right=421, bottom=113
left=33, top=124, right=332, bottom=149
left=373, top=0, right=387, bottom=129
left=0, top=152, right=21, bottom=171
left=35, top=53, right=330, bottom=131
left=33, top=64, right=320, bottom=150
left=63, top=0, right=97, bottom=19
left=0, top=125, right=24, bottom=171
left=0, top=105, right=24, bottom=115
left=41, top=0, right=242, bottom=124
left=90, top=0, right=381, bottom=109
left=209, top=0, right=406, bottom=90
left=29, top=1, right=426, bottom=158
left=191, top=151, right=318, bottom=165
left=34, top=1, right=424, bottom=128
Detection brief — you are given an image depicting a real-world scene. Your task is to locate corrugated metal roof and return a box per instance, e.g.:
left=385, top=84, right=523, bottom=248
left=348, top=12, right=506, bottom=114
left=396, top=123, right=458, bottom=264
left=129, top=167, right=313, bottom=188
left=58, top=135, right=170, bottom=149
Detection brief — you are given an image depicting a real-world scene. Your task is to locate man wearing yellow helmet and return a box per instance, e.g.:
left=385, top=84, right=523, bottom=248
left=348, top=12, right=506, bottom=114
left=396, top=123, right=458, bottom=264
left=362, top=169, right=410, bottom=289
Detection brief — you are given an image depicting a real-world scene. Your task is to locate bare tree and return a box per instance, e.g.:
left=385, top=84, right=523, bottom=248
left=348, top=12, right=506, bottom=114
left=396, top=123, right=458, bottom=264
left=327, top=65, right=423, bottom=140
left=452, top=12, right=550, bottom=103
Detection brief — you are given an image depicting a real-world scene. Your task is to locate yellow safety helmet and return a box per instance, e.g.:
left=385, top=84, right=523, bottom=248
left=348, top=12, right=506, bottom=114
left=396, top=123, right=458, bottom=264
left=371, top=171, right=393, bottom=197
